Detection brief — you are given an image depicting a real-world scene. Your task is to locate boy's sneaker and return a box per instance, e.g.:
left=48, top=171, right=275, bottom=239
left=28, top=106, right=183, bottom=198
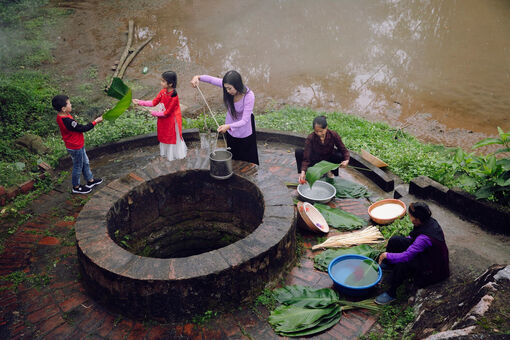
left=72, top=185, right=92, bottom=194
left=375, top=292, right=396, bottom=305
left=85, top=178, right=103, bottom=189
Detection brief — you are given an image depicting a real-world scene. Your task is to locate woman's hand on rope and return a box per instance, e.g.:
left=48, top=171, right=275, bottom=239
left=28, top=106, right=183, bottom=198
left=217, top=124, right=230, bottom=133
left=190, top=75, right=200, bottom=88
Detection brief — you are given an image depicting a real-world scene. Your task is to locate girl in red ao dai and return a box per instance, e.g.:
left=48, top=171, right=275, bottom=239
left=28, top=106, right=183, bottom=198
left=132, top=71, right=187, bottom=161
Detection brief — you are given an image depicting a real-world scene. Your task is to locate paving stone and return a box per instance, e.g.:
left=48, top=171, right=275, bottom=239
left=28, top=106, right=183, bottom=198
left=37, top=313, right=66, bottom=336
left=0, top=142, right=384, bottom=339
left=43, top=321, right=78, bottom=339
left=58, top=292, right=89, bottom=313
left=108, top=319, right=134, bottom=340
left=26, top=304, right=60, bottom=324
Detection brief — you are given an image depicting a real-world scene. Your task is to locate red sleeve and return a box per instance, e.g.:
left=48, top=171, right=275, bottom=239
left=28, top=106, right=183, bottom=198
left=152, top=90, right=164, bottom=106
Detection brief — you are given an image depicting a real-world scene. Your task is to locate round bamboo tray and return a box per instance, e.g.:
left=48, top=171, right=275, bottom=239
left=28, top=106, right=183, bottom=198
left=297, top=201, right=329, bottom=233
left=368, top=199, right=406, bottom=225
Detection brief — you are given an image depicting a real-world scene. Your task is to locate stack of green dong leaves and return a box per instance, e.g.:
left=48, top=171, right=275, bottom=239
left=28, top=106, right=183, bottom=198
left=268, top=285, right=378, bottom=337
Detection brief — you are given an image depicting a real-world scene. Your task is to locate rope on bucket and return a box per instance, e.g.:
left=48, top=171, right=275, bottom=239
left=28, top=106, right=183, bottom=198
left=195, top=85, right=229, bottom=155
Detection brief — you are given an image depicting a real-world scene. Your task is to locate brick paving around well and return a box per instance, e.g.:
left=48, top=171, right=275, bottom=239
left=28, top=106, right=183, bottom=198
left=0, top=142, right=378, bottom=340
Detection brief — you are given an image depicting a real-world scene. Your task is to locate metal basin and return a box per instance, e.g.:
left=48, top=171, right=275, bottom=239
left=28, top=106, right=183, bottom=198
left=297, top=180, right=336, bottom=203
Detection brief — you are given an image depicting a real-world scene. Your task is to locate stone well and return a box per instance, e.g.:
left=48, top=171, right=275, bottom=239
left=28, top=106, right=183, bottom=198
left=75, top=149, right=296, bottom=320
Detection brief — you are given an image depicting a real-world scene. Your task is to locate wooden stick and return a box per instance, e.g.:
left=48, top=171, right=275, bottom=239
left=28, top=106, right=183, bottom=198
left=118, top=37, right=153, bottom=79
left=112, top=20, right=134, bottom=80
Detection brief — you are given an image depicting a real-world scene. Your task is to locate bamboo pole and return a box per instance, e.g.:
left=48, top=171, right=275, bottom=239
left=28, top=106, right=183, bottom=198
left=112, top=20, right=134, bottom=80
left=117, top=37, right=153, bottom=79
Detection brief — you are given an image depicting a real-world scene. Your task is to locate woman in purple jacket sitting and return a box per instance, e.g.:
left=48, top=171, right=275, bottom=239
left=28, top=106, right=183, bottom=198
left=375, top=202, right=450, bottom=305
left=190, top=71, right=259, bottom=165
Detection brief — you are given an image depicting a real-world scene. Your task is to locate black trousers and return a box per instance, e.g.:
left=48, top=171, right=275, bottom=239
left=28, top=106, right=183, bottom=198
left=225, top=114, right=259, bottom=165
left=294, top=148, right=344, bottom=175
left=385, top=236, right=422, bottom=297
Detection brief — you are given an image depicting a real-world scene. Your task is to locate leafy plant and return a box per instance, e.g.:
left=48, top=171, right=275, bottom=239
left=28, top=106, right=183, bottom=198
left=0, top=271, right=51, bottom=292
left=314, top=203, right=366, bottom=230
left=255, top=288, right=277, bottom=310
left=314, top=244, right=380, bottom=272
left=268, top=285, right=378, bottom=337
left=379, top=215, right=414, bottom=239
left=192, top=310, right=217, bottom=325
left=435, top=127, right=510, bottom=205
left=305, top=161, right=339, bottom=188
left=362, top=304, right=415, bottom=340
left=473, top=127, right=510, bottom=154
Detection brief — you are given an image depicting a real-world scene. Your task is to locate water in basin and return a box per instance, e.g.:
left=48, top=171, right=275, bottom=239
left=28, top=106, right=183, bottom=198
left=300, top=183, right=333, bottom=200
left=330, top=258, right=379, bottom=287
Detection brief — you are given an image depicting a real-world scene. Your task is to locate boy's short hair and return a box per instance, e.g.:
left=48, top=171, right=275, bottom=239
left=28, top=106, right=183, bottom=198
left=52, top=94, right=69, bottom=112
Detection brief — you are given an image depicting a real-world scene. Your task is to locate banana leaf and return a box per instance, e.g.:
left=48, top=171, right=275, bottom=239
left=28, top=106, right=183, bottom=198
left=274, top=285, right=339, bottom=308
left=306, top=161, right=339, bottom=188
left=313, top=245, right=380, bottom=272
left=268, top=285, right=379, bottom=337
left=271, top=306, right=342, bottom=337
left=107, top=77, right=129, bottom=100
left=314, top=203, right=366, bottom=230
left=269, top=304, right=341, bottom=336
left=325, top=177, right=371, bottom=198
left=103, top=88, right=132, bottom=121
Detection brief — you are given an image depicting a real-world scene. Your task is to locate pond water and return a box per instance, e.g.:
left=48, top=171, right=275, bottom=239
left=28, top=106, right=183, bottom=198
left=55, top=0, right=510, bottom=145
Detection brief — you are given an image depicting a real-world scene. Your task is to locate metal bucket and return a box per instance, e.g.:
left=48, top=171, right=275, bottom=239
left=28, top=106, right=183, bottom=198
left=209, top=149, right=233, bottom=180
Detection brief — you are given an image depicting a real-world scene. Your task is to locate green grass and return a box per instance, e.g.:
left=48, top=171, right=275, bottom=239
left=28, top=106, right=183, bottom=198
left=0, top=0, right=70, bottom=68
left=361, top=304, right=415, bottom=340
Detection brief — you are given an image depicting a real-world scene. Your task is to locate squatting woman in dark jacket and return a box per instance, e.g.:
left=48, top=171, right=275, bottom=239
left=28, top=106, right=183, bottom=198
left=375, top=202, right=450, bottom=305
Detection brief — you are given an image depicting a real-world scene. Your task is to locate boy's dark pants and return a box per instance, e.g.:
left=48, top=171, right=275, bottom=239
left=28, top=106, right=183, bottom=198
left=385, top=236, right=423, bottom=297
left=294, top=149, right=344, bottom=176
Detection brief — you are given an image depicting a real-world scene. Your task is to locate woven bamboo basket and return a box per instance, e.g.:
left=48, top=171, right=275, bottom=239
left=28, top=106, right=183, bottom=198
left=297, top=201, right=329, bottom=233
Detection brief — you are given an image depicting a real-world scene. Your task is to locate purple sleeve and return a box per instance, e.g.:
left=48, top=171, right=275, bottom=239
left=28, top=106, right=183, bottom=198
left=386, top=235, right=433, bottom=264
left=228, top=91, right=254, bottom=129
left=199, top=75, right=222, bottom=88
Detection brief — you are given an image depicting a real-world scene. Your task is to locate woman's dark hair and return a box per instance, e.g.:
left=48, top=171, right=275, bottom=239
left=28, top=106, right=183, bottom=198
left=313, top=116, right=328, bottom=129
left=52, top=94, right=69, bottom=112
left=222, top=70, right=247, bottom=119
left=162, top=71, right=178, bottom=97
left=408, top=202, right=432, bottom=222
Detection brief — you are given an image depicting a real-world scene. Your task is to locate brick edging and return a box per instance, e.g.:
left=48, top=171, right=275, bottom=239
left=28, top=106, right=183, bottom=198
left=56, top=128, right=200, bottom=170
left=409, top=175, right=510, bottom=234
left=54, top=128, right=394, bottom=191
left=0, top=171, right=48, bottom=206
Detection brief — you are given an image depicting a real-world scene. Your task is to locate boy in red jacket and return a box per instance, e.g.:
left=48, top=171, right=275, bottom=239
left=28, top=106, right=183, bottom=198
left=52, top=95, right=103, bottom=194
